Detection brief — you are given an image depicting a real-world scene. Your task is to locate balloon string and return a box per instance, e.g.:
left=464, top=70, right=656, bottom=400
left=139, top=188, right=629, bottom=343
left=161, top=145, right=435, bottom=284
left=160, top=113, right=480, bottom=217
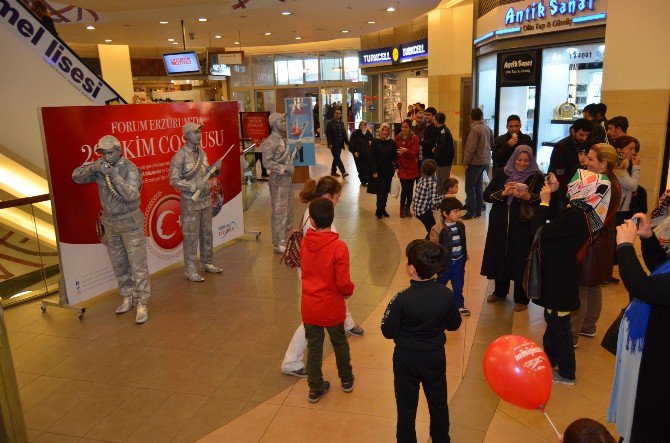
left=542, top=409, right=561, bottom=439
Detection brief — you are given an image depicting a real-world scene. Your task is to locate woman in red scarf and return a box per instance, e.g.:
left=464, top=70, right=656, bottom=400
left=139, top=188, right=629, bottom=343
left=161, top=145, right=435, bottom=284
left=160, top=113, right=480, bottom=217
left=395, top=119, right=420, bottom=218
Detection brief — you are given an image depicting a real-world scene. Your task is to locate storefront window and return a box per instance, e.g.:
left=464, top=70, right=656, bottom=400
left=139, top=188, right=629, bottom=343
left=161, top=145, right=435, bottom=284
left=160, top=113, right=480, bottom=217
left=303, top=53, right=319, bottom=83
left=230, top=57, right=252, bottom=88
left=255, top=90, right=276, bottom=113
left=252, top=55, right=275, bottom=86
left=476, top=54, right=496, bottom=130
left=275, top=54, right=309, bottom=86
left=343, top=50, right=363, bottom=83
left=320, top=51, right=343, bottom=82
left=231, top=91, right=252, bottom=112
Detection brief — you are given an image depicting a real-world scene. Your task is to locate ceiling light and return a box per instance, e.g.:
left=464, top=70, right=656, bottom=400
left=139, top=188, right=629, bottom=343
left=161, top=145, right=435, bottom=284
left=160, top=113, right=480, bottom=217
left=168, top=38, right=175, bottom=41
left=172, top=42, right=178, bottom=45
left=159, top=21, right=168, bottom=24
left=198, top=17, right=207, bottom=22
left=294, top=36, right=302, bottom=40
left=215, top=35, right=221, bottom=38
left=341, top=30, right=349, bottom=33
left=234, top=41, right=240, bottom=45
left=104, top=39, right=112, bottom=43
left=387, top=7, right=396, bottom=12
left=86, top=25, right=95, bottom=30
left=367, top=21, right=376, bottom=24
left=281, top=11, right=291, bottom=15
left=264, top=32, right=272, bottom=36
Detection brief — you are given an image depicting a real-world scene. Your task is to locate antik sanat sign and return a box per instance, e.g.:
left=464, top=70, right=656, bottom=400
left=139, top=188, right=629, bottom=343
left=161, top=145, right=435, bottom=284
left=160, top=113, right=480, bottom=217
left=505, top=0, right=598, bottom=25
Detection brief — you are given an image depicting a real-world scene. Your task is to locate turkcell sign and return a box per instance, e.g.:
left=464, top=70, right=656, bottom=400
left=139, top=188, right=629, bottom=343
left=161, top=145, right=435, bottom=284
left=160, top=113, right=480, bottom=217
left=0, top=0, right=124, bottom=104
left=359, top=47, right=392, bottom=66
left=505, top=0, right=596, bottom=25
left=400, top=39, right=428, bottom=62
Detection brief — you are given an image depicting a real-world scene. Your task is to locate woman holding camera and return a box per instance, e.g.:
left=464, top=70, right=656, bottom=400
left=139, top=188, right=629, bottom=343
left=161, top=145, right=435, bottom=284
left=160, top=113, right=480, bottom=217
left=481, top=145, right=544, bottom=311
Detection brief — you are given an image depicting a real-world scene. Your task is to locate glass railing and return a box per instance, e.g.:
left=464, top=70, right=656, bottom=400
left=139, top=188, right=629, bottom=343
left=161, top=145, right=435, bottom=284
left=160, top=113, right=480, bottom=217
left=0, top=194, right=60, bottom=307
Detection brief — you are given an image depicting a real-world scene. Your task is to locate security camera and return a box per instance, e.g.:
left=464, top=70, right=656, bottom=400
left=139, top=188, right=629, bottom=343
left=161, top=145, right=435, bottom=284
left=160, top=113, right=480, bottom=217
left=189, top=32, right=196, bottom=40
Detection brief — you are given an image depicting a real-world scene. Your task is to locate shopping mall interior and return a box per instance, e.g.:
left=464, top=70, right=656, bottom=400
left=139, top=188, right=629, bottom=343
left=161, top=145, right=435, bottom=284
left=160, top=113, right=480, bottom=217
left=0, top=0, right=669, bottom=442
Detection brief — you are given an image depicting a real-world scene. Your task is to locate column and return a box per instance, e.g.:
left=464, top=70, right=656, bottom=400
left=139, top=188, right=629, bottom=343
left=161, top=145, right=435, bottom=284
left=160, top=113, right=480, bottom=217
left=97, top=44, right=134, bottom=103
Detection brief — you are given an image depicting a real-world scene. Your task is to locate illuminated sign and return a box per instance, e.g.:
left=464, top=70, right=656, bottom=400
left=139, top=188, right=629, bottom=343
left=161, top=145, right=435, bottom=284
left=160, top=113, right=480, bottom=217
left=359, top=39, right=428, bottom=66
left=359, top=47, right=392, bottom=65
left=505, top=0, right=597, bottom=25
left=399, top=39, right=428, bottom=62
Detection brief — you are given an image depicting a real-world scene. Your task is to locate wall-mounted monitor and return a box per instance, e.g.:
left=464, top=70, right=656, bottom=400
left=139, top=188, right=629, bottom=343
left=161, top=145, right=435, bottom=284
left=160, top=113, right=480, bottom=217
left=163, top=51, right=201, bottom=76
left=208, top=53, right=231, bottom=76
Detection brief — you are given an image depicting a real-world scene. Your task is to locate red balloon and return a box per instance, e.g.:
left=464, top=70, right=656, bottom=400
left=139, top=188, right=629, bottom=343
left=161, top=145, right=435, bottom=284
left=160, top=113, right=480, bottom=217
left=483, top=335, right=552, bottom=410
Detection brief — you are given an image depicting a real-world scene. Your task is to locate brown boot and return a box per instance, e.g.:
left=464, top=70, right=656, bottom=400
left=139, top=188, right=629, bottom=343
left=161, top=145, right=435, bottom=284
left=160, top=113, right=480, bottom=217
left=405, top=206, right=412, bottom=218
left=400, top=206, right=406, bottom=218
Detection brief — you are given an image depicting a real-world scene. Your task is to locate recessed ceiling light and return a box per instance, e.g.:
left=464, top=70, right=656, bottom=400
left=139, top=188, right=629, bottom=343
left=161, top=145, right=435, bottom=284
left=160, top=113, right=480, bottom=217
left=198, top=17, right=207, bottom=22
left=159, top=21, right=168, bottom=24
left=387, top=7, right=396, bottom=12
left=172, top=42, right=178, bottom=45
left=215, top=35, right=221, bottom=39
left=86, top=25, right=95, bottom=30
left=294, top=36, right=302, bottom=40
left=264, top=32, right=272, bottom=36
left=281, top=11, right=291, bottom=15
left=104, top=39, right=112, bottom=43
left=341, top=30, right=349, bottom=33
left=234, top=41, right=240, bottom=45
left=367, top=20, right=376, bottom=24
left=167, top=38, right=174, bottom=42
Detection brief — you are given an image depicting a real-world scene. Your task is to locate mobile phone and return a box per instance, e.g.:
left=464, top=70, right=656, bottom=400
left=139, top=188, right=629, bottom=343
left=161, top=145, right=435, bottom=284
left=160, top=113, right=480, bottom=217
left=632, top=217, right=640, bottom=226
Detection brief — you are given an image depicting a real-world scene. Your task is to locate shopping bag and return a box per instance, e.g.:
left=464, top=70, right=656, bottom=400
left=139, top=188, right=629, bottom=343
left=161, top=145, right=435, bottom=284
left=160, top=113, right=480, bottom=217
left=390, top=175, right=400, bottom=199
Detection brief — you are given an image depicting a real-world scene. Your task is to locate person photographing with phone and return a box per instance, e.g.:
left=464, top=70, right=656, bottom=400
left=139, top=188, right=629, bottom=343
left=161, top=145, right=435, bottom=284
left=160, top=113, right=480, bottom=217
left=481, top=146, right=544, bottom=311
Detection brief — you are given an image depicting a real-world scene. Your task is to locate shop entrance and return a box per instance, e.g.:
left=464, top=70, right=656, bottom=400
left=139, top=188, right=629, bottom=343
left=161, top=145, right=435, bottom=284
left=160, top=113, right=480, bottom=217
left=497, top=85, right=536, bottom=141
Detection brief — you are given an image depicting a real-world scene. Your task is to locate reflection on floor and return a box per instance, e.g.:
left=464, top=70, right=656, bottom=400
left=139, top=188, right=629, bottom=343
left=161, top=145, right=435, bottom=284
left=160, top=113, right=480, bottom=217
left=5, top=146, right=626, bottom=442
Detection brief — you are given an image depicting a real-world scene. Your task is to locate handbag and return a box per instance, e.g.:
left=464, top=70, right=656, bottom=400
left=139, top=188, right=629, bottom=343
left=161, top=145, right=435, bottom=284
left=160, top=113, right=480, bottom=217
left=519, top=174, right=540, bottom=223
left=522, top=227, right=543, bottom=300
left=390, top=174, right=400, bottom=199
left=601, top=308, right=625, bottom=356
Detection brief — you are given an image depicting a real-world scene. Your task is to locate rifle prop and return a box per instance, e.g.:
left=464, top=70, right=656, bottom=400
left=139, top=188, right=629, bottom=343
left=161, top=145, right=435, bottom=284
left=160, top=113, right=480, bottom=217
left=191, top=143, right=236, bottom=201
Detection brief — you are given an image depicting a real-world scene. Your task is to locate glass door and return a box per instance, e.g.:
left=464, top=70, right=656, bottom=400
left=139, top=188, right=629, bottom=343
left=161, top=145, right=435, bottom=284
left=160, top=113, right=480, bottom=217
left=346, top=87, right=364, bottom=132
left=320, top=87, right=343, bottom=137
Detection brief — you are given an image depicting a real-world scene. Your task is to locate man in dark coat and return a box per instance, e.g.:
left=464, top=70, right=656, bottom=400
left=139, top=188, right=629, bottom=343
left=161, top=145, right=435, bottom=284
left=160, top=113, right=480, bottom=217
left=582, top=103, right=607, bottom=143
left=492, top=114, right=533, bottom=176
left=420, top=107, right=438, bottom=162
left=325, top=108, right=349, bottom=177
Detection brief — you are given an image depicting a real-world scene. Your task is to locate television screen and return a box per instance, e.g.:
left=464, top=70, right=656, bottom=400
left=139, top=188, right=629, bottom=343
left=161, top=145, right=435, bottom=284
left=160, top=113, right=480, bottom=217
left=208, top=52, right=231, bottom=76
left=163, top=52, right=201, bottom=75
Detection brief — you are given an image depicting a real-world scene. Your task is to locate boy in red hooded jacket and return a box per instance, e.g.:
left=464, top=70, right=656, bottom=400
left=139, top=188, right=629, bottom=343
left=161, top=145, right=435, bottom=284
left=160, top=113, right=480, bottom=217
left=301, top=197, right=355, bottom=403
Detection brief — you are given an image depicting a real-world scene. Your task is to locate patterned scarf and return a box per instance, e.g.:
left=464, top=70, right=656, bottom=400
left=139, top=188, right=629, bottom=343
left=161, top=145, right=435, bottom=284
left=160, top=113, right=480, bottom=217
left=653, top=216, right=670, bottom=256
left=566, top=169, right=612, bottom=235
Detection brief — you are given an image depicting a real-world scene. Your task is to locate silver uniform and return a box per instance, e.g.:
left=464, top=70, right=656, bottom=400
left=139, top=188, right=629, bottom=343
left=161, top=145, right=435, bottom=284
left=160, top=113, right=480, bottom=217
left=261, top=132, right=295, bottom=248
left=72, top=158, right=151, bottom=306
left=169, top=145, right=215, bottom=274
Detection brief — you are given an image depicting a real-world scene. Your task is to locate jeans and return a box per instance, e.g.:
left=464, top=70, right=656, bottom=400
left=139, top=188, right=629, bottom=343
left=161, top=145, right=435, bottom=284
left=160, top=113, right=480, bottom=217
left=400, top=179, right=415, bottom=208
left=465, top=164, right=486, bottom=214
left=304, top=323, right=353, bottom=390
left=437, top=256, right=465, bottom=309
left=571, top=285, right=602, bottom=344
left=330, top=147, right=346, bottom=175
left=543, top=309, right=576, bottom=380
left=493, top=280, right=529, bottom=305
left=436, top=165, right=452, bottom=194
left=376, top=192, right=389, bottom=212
left=394, top=349, right=450, bottom=443
left=416, top=210, right=436, bottom=239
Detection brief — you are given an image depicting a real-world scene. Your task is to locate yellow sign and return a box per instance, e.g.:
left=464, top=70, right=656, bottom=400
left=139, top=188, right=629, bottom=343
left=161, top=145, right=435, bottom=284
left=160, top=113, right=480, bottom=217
left=392, top=47, right=399, bottom=62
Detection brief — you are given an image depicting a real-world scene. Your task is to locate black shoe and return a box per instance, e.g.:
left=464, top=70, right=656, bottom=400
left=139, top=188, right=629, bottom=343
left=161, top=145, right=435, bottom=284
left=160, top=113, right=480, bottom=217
left=343, top=173, right=349, bottom=178
left=375, top=210, right=383, bottom=219
left=342, top=380, right=354, bottom=393
left=462, top=212, right=478, bottom=220
left=308, top=380, right=330, bottom=403
left=382, top=210, right=390, bottom=218
left=330, top=172, right=340, bottom=177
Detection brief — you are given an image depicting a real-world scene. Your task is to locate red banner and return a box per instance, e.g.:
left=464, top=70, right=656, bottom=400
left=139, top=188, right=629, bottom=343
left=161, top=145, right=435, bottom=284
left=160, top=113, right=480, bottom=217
left=40, top=102, right=243, bottom=303
left=240, top=111, right=270, bottom=146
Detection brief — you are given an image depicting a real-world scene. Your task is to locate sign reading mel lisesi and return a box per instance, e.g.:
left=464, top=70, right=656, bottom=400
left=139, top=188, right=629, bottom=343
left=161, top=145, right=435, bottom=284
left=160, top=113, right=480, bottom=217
left=1, top=0, right=124, bottom=105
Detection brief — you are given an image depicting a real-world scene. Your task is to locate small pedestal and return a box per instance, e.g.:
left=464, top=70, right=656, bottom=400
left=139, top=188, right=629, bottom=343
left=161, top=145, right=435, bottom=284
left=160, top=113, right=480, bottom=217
left=293, top=166, right=310, bottom=184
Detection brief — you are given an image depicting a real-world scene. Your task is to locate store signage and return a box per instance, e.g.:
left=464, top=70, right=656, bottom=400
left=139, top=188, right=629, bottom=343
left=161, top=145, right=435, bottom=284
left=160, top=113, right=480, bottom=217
left=40, top=102, right=243, bottom=304
left=0, top=0, right=124, bottom=104
left=500, top=52, right=538, bottom=85
left=475, top=0, right=607, bottom=44
left=218, top=52, right=243, bottom=65
left=240, top=112, right=270, bottom=146
left=360, top=39, right=429, bottom=66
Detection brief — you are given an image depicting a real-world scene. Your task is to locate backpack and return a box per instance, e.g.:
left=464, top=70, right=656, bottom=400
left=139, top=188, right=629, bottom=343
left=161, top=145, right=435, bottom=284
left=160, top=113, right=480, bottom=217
left=280, top=219, right=310, bottom=268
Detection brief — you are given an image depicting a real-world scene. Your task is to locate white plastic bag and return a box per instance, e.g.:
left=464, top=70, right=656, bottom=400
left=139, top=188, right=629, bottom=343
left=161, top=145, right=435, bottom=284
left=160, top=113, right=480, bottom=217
left=390, top=175, right=400, bottom=199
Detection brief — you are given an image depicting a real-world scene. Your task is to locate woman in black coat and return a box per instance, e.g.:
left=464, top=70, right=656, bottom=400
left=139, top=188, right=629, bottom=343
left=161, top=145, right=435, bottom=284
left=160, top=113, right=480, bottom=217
left=481, top=145, right=543, bottom=311
left=349, top=121, right=373, bottom=186
left=367, top=123, right=398, bottom=219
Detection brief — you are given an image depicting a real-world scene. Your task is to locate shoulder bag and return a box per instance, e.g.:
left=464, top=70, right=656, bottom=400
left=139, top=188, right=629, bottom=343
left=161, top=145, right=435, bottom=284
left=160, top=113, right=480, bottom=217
left=522, top=227, right=543, bottom=300
left=519, top=173, right=541, bottom=223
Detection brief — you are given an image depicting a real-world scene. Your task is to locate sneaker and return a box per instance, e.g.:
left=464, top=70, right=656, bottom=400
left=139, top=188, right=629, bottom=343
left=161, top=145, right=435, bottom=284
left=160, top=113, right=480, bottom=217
left=203, top=264, right=222, bottom=273
left=308, top=380, right=330, bottom=403
left=115, top=297, right=134, bottom=314
left=343, top=173, right=349, bottom=178
left=273, top=245, right=286, bottom=254
left=552, top=370, right=575, bottom=385
left=514, top=303, right=528, bottom=312
left=282, top=367, right=307, bottom=378
left=342, top=380, right=354, bottom=393
left=462, top=212, right=479, bottom=220
left=135, top=305, right=148, bottom=324
left=459, top=308, right=471, bottom=316
left=486, top=294, right=502, bottom=303
left=185, top=272, right=205, bottom=282
left=330, top=172, right=340, bottom=177
left=578, top=331, right=596, bottom=338
left=347, top=325, right=365, bottom=336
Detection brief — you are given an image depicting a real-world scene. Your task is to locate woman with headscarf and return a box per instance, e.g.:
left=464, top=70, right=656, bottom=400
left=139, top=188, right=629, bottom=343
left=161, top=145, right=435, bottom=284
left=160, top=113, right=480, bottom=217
left=395, top=119, right=420, bottom=218
left=608, top=212, right=670, bottom=442
left=533, top=169, right=612, bottom=385
left=367, top=123, right=398, bottom=219
left=481, top=145, right=544, bottom=311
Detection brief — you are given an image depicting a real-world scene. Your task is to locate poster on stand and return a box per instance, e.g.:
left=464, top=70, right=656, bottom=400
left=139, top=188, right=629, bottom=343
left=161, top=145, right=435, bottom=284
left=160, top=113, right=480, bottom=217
left=284, top=97, right=316, bottom=166
left=40, top=102, right=242, bottom=305
left=240, top=112, right=271, bottom=146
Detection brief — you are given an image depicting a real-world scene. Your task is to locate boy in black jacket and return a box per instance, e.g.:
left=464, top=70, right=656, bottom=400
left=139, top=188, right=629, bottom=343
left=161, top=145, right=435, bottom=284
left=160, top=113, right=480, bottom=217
left=381, top=240, right=462, bottom=443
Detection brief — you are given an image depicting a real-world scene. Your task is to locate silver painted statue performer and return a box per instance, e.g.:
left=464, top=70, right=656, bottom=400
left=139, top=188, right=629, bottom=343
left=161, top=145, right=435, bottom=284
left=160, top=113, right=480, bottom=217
left=261, top=113, right=297, bottom=254
left=72, top=135, right=150, bottom=324
left=169, top=122, right=222, bottom=281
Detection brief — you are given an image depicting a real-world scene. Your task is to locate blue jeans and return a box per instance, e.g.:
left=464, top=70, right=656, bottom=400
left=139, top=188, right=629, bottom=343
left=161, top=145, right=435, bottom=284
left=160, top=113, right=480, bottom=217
left=465, top=165, right=486, bottom=214
left=437, top=256, right=465, bottom=309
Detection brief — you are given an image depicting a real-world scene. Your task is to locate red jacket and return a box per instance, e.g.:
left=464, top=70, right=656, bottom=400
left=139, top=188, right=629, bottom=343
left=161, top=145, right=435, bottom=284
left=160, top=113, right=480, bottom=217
left=395, top=134, right=420, bottom=179
left=300, top=230, right=354, bottom=326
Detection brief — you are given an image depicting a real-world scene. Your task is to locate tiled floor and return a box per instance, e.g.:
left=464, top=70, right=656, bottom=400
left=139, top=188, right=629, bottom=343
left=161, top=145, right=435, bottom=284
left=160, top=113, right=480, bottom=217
left=5, top=144, right=627, bottom=442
